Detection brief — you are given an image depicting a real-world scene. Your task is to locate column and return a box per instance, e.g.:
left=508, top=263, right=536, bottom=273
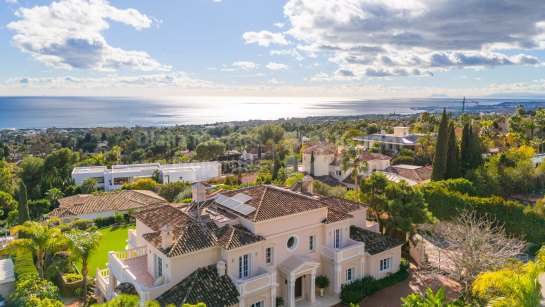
left=310, top=269, right=316, bottom=303
left=271, top=287, right=277, bottom=307
left=287, top=273, right=296, bottom=307
left=333, top=263, right=342, bottom=294
left=239, top=298, right=245, bottom=307
left=360, top=255, right=365, bottom=278
left=107, top=273, right=116, bottom=300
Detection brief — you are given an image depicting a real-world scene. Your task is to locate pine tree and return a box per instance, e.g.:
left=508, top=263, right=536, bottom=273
left=431, top=108, right=449, bottom=181
left=445, top=121, right=461, bottom=179
left=460, top=123, right=471, bottom=173
left=18, top=181, right=30, bottom=224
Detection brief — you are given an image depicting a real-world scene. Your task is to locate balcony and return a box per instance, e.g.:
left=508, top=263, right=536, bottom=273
left=96, top=268, right=110, bottom=300
left=321, top=239, right=365, bottom=263
left=234, top=268, right=276, bottom=297
left=107, top=246, right=172, bottom=302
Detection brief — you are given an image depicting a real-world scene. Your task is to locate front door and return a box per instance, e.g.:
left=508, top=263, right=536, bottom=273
left=295, top=276, right=303, bottom=298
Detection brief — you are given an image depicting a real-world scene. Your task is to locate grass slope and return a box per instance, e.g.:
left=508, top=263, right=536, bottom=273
left=79, top=225, right=133, bottom=277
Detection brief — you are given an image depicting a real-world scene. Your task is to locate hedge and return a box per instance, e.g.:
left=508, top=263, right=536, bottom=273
left=419, top=183, right=545, bottom=245
left=12, top=252, right=38, bottom=279
left=340, top=258, right=409, bottom=304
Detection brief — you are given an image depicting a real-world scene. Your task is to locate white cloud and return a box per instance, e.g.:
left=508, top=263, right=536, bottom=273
left=270, top=48, right=304, bottom=61
left=266, top=62, right=288, bottom=70
left=250, top=0, right=545, bottom=79
left=310, top=72, right=332, bottom=81
left=6, top=72, right=212, bottom=89
left=242, top=30, right=288, bottom=47
left=273, top=22, right=285, bottom=29
left=267, top=78, right=284, bottom=85
left=7, top=0, right=169, bottom=71
left=5, top=0, right=17, bottom=4
left=232, top=61, right=257, bottom=70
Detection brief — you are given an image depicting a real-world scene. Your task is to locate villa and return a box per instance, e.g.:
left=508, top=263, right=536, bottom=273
left=378, top=164, right=433, bottom=187
left=353, top=127, right=423, bottom=154
left=302, top=143, right=391, bottom=188
left=49, top=190, right=165, bottom=223
left=95, top=178, right=403, bottom=306
left=72, top=162, right=221, bottom=191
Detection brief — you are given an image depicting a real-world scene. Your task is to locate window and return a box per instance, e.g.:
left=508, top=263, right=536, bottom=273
left=334, top=228, right=342, bottom=249
left=380, top=257, right=392, bottom=272
left=287, top=236, right=298, bottom=251
left=346, top=267, right=355, bottom=282
left=251, top=301, right=264, bottom=307
left=336, top=170, right=342, bottom=176
left=309, top=235, right=316, bottom=252
left=238, top=254, right=251, bottom=279
left=265, top=247, right=274, bottom=265
left=154, top=254, right=163, bottom=278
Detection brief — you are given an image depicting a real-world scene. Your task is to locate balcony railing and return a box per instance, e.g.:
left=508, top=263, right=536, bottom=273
left=127, top=229, right=138, bottom=249
left=95, top=268, right=110, bottom=300
left=234, top=268, right=276, bottom=296
left=321, top=239, right=365, bottom=263
left=107, top=246, right=171, bottom=302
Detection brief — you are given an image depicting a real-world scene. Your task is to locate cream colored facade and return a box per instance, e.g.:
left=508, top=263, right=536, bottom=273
left=97, top=185, right=402, bottom=307
left=302, top=152, right=335, bottom=177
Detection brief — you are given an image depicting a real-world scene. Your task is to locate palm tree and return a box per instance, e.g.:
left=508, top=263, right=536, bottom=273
left=340, top=145, right=367, bottom=201
left=66, top=230, right=102, bottom=302
left=2, top=221, right=66, bottom=278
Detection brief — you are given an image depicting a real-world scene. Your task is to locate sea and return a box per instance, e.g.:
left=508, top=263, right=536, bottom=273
left=0, top=96, right=544, bottom=129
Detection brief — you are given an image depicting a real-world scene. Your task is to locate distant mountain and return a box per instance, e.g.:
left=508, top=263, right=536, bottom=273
left=428, top=93, right=450, bottom=98
left=485, top=92, right=545, bottom=99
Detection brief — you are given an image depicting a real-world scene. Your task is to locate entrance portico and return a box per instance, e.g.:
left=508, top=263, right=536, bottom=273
left=278, top=256, right=320, bottom=307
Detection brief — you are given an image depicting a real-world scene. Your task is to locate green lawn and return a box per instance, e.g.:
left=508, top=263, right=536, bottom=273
left=78, top=225, right=134, bottom=277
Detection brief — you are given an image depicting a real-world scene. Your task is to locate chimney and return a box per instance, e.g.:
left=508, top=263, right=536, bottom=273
left=192, top=182, right=206, bottom=203
left=160, top=224, right=173, bottom=250
left=302, top=175, right=313, bottom=194
left=216, top=260, right=226, bottom=276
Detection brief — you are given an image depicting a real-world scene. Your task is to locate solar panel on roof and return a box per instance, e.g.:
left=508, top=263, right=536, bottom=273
left=231, top=193, right=252, bottom=203
left=214, top=194, right=256, bottom=216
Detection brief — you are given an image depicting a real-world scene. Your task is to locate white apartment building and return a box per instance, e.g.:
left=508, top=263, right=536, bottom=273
left=72, top=162, right=221, bottom=191
left=96, top=179, right=403, bottom=307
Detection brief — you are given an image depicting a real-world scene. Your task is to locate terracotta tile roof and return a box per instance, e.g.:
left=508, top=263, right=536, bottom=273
left=319, top=196, right=369, bottom=213
left=143, top=222, right=218, bottom=257
left=388, top=165, right=432, bottom=183
left=50, top=190, right=165, bottom=218
left=115, top=283, right=137, bottom=296
left=138, top=205, right=264, bottom=257
left=350, top=226, right=404, bottom=255
left=315, top=175, right=345, bottom=187
left=360, top=151, right=391, bottom=161
left=301, top=143, right=336, bottom=155
left=219, top=185, right=327, bottom=222
left=156, top=265, right=239, bottom=307
left=323, top=209, right=353, bottom=224
left=134, top=204, right=194, bottom=232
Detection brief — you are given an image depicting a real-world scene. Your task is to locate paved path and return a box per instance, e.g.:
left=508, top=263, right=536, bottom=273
left=335, top=264, right=460, bottom=307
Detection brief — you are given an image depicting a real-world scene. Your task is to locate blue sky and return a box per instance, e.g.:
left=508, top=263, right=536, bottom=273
left=1, top=0, right=545, bottom=98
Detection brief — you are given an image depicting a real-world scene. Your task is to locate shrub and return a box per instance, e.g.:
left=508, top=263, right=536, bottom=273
left=340, top=259, right=409, bottom=304
left=59, top=219, right=94, bottom=232
left=159, top=182, right=190, bottom=202
left=12, top=252, right=38, bottom=278
left=25, top=297, right=64, bottom=307
left=391, top=156, right=416, bottom=165
left=315, top=275, right=330, bottom=289
left=174, top=188, right=193, bottom=203
left=64, top=273, right=82, bottom=282
left=122, top=178, right=159, bottom=191
left=10, top=275, right=60, bottom=306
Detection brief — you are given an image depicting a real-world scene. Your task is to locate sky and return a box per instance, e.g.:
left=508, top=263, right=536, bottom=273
left=1, top=0, right=545, bottom=98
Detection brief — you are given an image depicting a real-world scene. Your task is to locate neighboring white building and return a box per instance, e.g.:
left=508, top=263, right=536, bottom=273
left=96, top=180, right=403, bottom=306
left=0, top=259, right=15, bottom=300
left=330, top=152, right=391, bottom=183
left=301, top=143, right=337, bottom=177
left=354, top=127, right=423, bottom=153
left=72, top=162, right=221, bottom=191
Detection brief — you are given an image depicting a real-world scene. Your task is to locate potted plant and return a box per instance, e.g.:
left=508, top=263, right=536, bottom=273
left=315, top=275, right=330, bottom=297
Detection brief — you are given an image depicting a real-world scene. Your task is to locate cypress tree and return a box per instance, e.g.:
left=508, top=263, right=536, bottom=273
left=431, top=108, right=449, bottom=181
left=310, top=152, right=315, bottom=176
left=460, top=123, right=471, bottom=173
left=445, top=121, right=461, bottom=179
left=469, top=125, right=483, bottom=169
left=18, top=181, right=30, bottom=224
